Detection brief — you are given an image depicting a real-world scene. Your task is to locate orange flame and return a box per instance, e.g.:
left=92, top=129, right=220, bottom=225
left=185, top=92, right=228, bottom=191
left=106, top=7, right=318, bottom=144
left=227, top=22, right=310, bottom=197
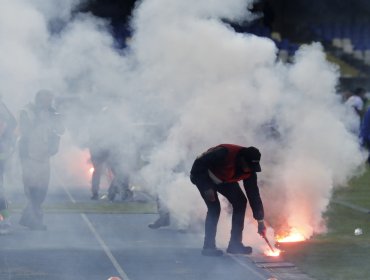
left=276, top=228, right=306, bottom=243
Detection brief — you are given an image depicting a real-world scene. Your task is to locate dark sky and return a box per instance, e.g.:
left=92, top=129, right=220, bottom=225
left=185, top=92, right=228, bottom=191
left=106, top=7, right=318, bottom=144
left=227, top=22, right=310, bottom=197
left=80, top=0, right=137, bottom=22
left=78, top=0, right=370, bottom=36
left=81, top=0, right=370, bottom=22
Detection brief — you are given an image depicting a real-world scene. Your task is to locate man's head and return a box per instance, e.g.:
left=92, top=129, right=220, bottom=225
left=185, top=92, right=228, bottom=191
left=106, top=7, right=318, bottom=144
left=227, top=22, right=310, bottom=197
left=241, top=146, right=261, bottom=172
left=35, top=89, right=54, bottom=110
left=354, top=87, right=366, bottom=97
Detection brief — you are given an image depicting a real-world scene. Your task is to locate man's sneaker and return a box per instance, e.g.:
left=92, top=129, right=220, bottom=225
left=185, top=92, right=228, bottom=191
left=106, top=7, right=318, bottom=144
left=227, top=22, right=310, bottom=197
left=201, top=247, right=224, bottom=257
left=148, top=213, right=170, bottom=229
left=91, top=193, right=99, bottom=200
left=226, top=243, right=253, bottom=255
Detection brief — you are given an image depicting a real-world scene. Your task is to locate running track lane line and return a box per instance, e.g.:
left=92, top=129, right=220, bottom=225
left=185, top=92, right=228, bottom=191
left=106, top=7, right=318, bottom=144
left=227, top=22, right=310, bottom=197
left=63, top=186, right=131, bottom=280
left=62, top=187, right=267, bottom=280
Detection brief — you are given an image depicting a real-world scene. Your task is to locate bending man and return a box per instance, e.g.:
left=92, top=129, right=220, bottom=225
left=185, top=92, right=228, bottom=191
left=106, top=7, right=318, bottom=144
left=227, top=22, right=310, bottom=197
left=190, top=144, right=266, bottom=256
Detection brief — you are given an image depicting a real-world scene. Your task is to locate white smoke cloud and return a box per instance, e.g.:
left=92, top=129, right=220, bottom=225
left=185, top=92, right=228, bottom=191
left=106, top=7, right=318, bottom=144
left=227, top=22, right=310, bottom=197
left=0, top=0, right=366, bottom=251
left=29, top=0, right=82, bottom=21
left=132, top=0, right=366, bottom=242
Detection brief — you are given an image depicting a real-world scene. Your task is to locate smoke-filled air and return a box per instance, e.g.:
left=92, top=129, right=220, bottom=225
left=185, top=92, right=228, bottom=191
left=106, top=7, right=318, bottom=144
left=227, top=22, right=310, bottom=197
left=0, top=0, right=366, bottom=251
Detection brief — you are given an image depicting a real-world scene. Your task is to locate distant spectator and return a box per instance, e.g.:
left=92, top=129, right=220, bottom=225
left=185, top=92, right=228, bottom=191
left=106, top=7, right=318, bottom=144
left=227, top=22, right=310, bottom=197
left=345, top=87, right=366, bottom=135
left=87, top=105, right=132, bottom=201
left=345, top=87, right=366, bottom=116
left=360, top=106, right=370, bottom=164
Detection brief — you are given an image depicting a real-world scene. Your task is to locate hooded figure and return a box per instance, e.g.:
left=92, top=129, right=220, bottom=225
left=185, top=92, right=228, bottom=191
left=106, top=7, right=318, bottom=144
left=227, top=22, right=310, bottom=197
left=190, top=144, right=266, bottom=256
left=18, top=90, right=64, bottom=230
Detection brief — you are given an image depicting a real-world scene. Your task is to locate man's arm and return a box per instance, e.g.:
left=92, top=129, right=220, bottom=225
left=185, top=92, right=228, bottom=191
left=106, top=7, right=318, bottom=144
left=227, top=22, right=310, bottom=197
left=243, top=173, right=264, bottom=220
left=243, top=173, right=266, bottom=236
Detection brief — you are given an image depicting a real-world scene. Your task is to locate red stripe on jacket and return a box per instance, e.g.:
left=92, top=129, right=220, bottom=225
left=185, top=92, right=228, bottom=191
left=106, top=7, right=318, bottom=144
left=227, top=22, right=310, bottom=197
left=209, top=144, right=251, bottom=183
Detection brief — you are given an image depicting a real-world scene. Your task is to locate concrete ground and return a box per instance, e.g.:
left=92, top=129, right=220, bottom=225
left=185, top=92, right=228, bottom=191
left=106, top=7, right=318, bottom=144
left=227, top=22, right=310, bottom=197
left=0, top=185, right=310, bottom=280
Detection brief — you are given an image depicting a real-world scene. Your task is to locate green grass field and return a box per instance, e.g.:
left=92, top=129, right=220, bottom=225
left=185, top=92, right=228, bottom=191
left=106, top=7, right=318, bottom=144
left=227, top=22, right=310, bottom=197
left=283, top=166, right=370, bottom=280
left=10, top=201, right=157, bottom=214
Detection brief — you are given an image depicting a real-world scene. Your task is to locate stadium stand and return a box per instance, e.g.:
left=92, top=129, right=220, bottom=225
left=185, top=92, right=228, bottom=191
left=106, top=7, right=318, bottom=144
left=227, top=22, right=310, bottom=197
left=80, top=0, right=370, bottom=89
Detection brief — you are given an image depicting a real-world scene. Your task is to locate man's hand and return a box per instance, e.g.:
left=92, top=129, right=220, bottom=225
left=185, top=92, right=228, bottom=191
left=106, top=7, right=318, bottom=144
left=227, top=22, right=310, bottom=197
left=204, top=188, right=216, bottom=202
left=257, top=220, right=267, bottom=237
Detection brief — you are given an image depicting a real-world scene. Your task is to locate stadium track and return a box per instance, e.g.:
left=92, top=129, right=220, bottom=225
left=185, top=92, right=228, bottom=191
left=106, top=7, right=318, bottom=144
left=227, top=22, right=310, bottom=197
left=0, top=186, right=274, bottom=280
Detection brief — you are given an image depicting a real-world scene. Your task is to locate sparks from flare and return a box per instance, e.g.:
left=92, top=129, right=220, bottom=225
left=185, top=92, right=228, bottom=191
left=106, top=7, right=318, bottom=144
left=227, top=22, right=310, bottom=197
left=89, top=167, right=94, bottom=175
left=264, top=248, right=281, bottom=257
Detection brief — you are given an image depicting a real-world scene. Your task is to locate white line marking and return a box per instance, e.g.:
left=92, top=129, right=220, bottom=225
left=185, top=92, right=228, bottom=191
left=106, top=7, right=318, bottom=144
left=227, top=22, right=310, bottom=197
left=62, top=186, right=269, bottom=280
left=63, top=187, right=130, bottom=280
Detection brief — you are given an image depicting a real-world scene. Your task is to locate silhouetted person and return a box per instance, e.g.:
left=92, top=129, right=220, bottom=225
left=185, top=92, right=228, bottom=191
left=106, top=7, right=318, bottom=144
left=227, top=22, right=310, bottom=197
left=361, top=106, right=370, bottom=164
left=88, top=105, right=131, bottom=201
left=19, top=90, right=64, bottom=230
left=345, top=87, right=366, bottom=136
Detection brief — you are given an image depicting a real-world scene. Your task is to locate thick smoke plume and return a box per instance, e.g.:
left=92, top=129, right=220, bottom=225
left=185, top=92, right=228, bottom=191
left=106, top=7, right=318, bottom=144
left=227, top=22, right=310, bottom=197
left=0, top=0, right=366, bottom=250
left=131, top=0, right=366, bottom=240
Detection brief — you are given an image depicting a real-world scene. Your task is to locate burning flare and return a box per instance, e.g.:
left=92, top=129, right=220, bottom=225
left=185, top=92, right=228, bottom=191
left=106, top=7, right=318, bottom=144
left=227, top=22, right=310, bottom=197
left=262, top=227, right=307, bottom=256
left=276, top=228, right=306, bottom=243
